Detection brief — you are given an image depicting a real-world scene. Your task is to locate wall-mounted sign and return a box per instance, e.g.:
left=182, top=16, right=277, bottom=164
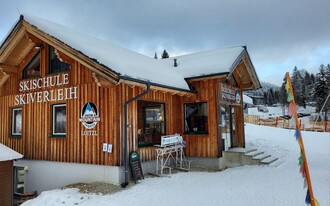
left=220, top=83, right=241, bottom=106
left=80, top=102, right=100, bottom=129
left=102, top=143, right=112, bottom=153
left=103, top=143, right=108, bottom=152
left=15, top=73, right=78, bottom=105
left=235, top=90, right=241, bottom=104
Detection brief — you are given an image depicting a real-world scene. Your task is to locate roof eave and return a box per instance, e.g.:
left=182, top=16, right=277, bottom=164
left=229, top=48, right=261, bottom=90
left=0, top=15, right=24, bottom=56
left=119, top=75, right=196, bottom=95
left=21, top=17, right=120, bottom=84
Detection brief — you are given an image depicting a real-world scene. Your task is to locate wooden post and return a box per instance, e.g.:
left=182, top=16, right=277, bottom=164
left=325, top=121, right=327, bottom=132
left=286, top=72, right=316, bottom=206
left=275, top=117, right=278, bottom=127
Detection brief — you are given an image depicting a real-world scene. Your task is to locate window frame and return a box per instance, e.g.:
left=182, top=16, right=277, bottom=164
left=51, top=103, right=67, bottom=137
left=137, top=100, right=166, bottom=147
left=184, top=102, right=209, bottom=135
left=11, top=107, right=22, bottom=137
left=22, top=51, right=41, bottom=79
left=48, top=46, right=71, bottom=74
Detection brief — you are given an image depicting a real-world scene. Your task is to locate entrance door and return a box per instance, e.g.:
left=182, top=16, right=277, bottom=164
left=219, top=105, right=239, bottom=152
left=230, top=106, right=239, bottom=147
left=220, top=105, right=231, bottom=151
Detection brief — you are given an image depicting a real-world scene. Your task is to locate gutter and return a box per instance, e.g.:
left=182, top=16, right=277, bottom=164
left=119, top=75, right=195, bottom=94
left=184, top=72, right=229, bottom=81
left=121, top=82, right=151, bottom=188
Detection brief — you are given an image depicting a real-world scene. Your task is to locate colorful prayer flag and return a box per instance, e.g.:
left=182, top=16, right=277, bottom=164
left=288, top=102, right=295, bottom=116
left=285, top=72, right=318, bottom=206
left=305, top=189, right=311, bottom=204
left=294, top=128, right=300, bottom=140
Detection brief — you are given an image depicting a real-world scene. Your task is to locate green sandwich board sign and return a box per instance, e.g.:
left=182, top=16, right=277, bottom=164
left=129, top=151, right=144, bottom=183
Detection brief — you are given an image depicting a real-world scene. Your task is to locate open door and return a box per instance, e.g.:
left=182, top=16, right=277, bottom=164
left=230, top=106, right=239, bottom=148
left=217, top=82, right=242, bottom=157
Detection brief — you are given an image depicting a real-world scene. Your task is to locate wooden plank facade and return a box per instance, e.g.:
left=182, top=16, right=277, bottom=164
left=0, top=160, right=14, bottom=206
left=0, top=16, right=261, bottom=171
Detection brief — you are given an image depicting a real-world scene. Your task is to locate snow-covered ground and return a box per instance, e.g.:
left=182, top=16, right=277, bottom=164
left=22, top=124, right=329, bottom=206
left=247, top=106, right=316, bottom=119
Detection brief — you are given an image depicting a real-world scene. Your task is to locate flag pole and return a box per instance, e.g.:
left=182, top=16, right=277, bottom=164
left=286, top=72, right=316, bottom=206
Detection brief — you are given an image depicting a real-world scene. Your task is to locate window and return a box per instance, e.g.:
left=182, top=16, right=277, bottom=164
left=23, top=52, right=40, bottom=79
left=11, top=108, right=22, bottom=136
left=52, top=104, right=66, bottom=136
left=137, top=101, right=166, bottom=147
left=14, top=166, right=25, bottom=193
left=184, top=103, right=208, bottom=134
left=49, top=46, right=70, bottom=73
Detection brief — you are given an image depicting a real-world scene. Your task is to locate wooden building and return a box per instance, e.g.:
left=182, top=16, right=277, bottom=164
left=0, top=144, right=23, bottom=206
left=0, top=15, right=261, bottom=191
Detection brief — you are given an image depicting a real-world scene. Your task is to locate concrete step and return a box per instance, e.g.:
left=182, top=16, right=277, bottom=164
left=246, top=150, right=264, bottom=157
left=252, top=153, right=271, bottom=161
left=244, top=148, right=257, bottom=154
left=261, top=156, right=278, bottom=165
left=269, top=160, right=284, bottom=167
left=226, top=147, right=257, bottom=154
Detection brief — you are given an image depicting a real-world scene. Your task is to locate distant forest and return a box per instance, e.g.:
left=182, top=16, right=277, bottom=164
left=245, top=64, right=330, bottom=113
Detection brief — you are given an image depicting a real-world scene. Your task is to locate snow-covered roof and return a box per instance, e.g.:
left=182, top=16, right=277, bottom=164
left=163, top=47, right=244, bottom=78
left=23, top=15, right=189, bottom=90
left=243, top=94, right=253, bottom=104
left=22, top=15, right=248, bottom=91
left=0, top=143, right=23, bottom=161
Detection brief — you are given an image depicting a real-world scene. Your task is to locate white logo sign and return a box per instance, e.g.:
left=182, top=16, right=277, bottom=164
left=235, top=90, right=241, bottom=104
left=80, top=102, right=100, bottom=129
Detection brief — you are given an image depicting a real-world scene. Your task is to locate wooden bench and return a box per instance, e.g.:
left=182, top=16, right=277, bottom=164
left=14, top=191, right=37, bottom=205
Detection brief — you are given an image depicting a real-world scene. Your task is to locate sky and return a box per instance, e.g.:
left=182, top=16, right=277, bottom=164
left=1, top=0, right=330, bottom=86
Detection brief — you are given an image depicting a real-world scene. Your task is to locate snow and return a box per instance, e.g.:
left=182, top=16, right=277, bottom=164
left=0, top=143, right=23, bottom=161
left=161, top=47, right=244, bottom=78
left=243, top=94, right=253, bottom=104
left=22, top=124, right=329, bottom=206
left=248, top=106, right=316, bottom=119
left=21, top=15, right=247, bottom=91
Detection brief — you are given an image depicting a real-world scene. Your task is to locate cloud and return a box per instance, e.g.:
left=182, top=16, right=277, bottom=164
left=0, top=0, right=329, bottom=86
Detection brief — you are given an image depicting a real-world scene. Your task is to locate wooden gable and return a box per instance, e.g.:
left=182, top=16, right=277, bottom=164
left=0, top=17, right=119, bottom=87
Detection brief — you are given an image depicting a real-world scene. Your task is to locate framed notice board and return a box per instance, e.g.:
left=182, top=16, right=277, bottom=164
left=129, top=151, right=144, bottom=183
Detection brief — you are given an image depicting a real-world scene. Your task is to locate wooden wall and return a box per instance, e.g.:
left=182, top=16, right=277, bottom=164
left=0, top=160, right=13, bottom=206
left=180, top=79, right=220, bottom=158
left=0, top=39, right=245, bottom=167
left=126, top=87, right=183, bottom=162
left=0, top=43, right=122, bottom=166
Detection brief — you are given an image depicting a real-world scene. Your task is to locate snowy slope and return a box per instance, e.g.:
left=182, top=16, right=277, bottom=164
left=22, top=124, right=329, bottom=206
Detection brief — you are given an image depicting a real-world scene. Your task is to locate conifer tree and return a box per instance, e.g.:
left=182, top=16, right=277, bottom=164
left=291, top=66, right=303, bottom=106
left=314, top=64, right=329, bottom=120
left=279, top=76, right=287, bottom=106
left=161, top=50, right=169, bottom=59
